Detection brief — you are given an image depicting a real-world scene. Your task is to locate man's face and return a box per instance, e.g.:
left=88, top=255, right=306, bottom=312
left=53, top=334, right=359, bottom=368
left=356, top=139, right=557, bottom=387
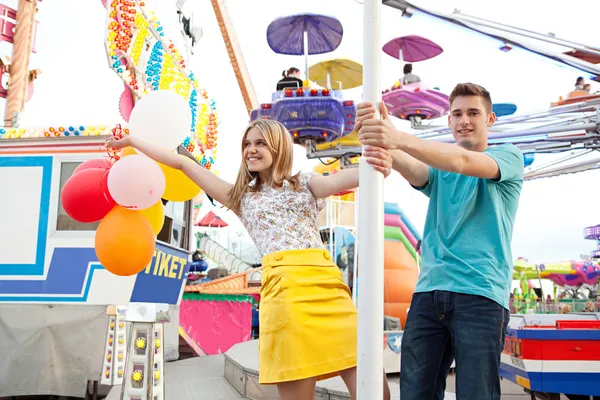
left=448, top=95, right=495, bottom=151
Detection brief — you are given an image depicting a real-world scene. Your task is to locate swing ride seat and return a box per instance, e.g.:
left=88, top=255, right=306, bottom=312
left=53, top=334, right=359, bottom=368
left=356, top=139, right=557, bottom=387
left=250, top=86, right=356, bottom=145
left=382, top=82, right=450, bottom=121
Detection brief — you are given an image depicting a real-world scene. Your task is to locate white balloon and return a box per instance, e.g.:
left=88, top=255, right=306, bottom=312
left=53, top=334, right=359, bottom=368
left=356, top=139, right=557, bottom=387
left=128, top=90, right=192, bottom=150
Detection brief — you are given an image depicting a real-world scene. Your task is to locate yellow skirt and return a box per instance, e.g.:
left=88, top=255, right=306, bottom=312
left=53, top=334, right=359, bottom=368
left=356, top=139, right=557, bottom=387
left=258, top=248, right=358, bottom=384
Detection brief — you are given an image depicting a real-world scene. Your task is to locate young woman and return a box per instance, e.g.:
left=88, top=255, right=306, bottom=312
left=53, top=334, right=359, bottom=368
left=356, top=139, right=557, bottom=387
left=107, top=119, right=392, bottom=400
left=276, top=67, right=304, bottom=91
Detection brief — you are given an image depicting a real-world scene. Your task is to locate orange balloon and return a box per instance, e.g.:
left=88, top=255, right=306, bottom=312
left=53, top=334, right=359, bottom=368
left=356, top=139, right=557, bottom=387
left=120, top=146, right=137, bottom=157
left=95, top=206, right=155, bottom=276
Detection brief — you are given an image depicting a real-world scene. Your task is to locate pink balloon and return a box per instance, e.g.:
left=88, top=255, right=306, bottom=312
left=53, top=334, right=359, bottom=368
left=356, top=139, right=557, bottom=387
left=106, top=154, right=165, bottom=210
left=119, top=83, right=134, bottom=122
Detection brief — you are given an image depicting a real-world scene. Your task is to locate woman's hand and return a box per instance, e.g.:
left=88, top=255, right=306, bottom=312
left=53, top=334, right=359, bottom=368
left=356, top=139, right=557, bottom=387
left=357, top=101, right=402, bottom=151
left=363, top=145, right=393, bottom=178
left=106, top=135, right=132, bottom=151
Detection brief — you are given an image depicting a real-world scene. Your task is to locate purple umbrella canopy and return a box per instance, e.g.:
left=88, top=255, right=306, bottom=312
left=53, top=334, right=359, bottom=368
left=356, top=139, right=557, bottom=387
left=382, top=35, right=443, bottom=62
left=267, top=13, right=343, bottom=55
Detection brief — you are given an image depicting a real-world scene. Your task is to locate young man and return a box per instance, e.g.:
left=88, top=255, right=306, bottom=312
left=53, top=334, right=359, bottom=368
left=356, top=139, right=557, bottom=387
left=356, top=83, right=523, bottom=400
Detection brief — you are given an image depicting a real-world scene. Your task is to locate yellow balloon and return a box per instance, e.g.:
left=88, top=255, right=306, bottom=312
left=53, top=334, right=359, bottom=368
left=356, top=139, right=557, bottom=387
left=120, top=146, right=137, bottom=157
left=159, top=156, right=201, bottom=201
left=138, top=200, right=165, bottom=235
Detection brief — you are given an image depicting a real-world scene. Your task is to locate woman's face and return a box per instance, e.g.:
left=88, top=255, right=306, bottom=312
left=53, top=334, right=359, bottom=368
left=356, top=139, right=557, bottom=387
left=243, top=128, right=274, bottom=173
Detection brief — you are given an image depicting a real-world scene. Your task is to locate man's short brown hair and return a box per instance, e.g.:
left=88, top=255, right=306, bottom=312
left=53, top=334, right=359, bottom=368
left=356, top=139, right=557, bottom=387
left=449, top=83, right=493, bottom=113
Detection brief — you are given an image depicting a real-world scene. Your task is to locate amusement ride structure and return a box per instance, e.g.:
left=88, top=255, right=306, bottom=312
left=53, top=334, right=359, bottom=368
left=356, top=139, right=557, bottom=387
left=295, top=1, right=600, bottom=182
left=384, top=1, right=600, bottom=182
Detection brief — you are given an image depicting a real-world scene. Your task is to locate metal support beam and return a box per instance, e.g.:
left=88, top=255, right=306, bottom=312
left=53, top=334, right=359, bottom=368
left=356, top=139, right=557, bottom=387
left=382, top=0, right=600, bottom=76
left=209, top=0, right=258, bottom=114
left=416, top=99, right=600, bottom=139
left=452, top=10, right=600, bottom=57
left=525, top=154, right=600, bottom=180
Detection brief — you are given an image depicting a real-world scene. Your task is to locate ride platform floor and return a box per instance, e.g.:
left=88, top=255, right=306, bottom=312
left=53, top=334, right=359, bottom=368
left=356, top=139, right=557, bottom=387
left=105, top=339, right=459, bottom=399
left=104, top=338, right=555, bottom=399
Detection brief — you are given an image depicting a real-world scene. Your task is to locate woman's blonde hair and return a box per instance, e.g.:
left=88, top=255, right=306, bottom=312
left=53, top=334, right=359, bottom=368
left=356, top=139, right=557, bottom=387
left=226, top=119, right=300, bottom=213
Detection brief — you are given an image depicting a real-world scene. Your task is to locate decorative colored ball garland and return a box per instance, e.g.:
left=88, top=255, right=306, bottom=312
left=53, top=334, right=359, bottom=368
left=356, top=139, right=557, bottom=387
left=0, top=125, right=115, bottom=139
left=103, top=0, right=219, bottom=170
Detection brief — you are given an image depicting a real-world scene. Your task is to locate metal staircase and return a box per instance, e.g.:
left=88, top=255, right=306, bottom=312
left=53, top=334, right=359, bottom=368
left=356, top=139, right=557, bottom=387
left=197, top=233, right=256, bottom=273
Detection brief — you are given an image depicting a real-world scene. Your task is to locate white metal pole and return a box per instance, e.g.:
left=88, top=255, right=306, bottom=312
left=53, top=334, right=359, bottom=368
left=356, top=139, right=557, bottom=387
left=303, top=31, right=309, bottom=81
left=357, top=0, right=384, bottom=398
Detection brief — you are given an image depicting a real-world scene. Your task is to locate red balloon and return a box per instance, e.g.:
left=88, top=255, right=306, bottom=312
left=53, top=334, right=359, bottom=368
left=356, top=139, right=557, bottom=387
left=73, top=158, right=113, bottom=175
left=61, top=168, right=115, bottom=223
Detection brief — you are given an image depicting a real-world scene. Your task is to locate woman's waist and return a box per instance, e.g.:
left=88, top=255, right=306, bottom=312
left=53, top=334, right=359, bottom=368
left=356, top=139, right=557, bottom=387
left=260, top=249, right=346, bottom=297
left=255, top=237, right=325, bottom=258
left=261, top=247, right=334, bottom=268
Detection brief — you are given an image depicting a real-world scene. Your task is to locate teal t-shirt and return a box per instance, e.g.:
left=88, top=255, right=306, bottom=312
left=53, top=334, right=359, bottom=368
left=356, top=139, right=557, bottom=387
left=413, top=144, right=524, bottom=309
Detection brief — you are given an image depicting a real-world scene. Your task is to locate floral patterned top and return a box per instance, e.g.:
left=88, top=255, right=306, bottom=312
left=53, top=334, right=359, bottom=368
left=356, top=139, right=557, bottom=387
left=239, top=171, right=326, bottom=256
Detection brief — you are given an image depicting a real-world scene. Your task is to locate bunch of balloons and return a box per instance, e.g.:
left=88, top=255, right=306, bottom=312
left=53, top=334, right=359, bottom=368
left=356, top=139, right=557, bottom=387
left=60, top=90, right=202, bottom=277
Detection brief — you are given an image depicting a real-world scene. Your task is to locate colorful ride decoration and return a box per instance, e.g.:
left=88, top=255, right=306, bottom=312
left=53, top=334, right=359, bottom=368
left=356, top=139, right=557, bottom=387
left=515, top=256, right=600, bottom=290
left=0, top=124, right=113, bottom=139
left=265, top=13, right=343, bottom=77
left=492, top=103, right=517, bottom=117
left=308, top=58, right=363, bottom=90
left=385, top=203, right=421, bottom=259
left=523, top=153, right=535, bottom=168
left=250, top=14, right=356, bottom=144
left=551, top=90, right=600, bottom=108
left=180, top=270, right=260, bottom=355
left=385, top=203, right=422, bottom=260
left=539, top=260, right=600, bottom=288
left=102, top=0, right=218, bottom=169
left=512, top=269, right=539, bottom=314
left=511, top=257, right=600, bottom=314
left=381, top=36, right=449, bottom=126
left=313, top=129, right=361, bottom=152
left=584, top=224, right=600, bottom=260
left=382, top=35, right=443, bottom=63
left=327, top=201, right=420, bottom=328
left=60, top=92, right=203, bottom=277
left=383, top=240, right=418, bottom=329
left=250, top=87, right=356, bottom=144
left=383, top=81, right=449, bottom=123
left=383, top=202, right=421, bottom=328
left=501, top=314, right=600, bottom=398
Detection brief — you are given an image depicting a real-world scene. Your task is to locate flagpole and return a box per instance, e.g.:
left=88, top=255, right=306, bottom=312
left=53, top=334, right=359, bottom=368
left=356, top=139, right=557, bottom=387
left=357, top=0, right=384, bottom=398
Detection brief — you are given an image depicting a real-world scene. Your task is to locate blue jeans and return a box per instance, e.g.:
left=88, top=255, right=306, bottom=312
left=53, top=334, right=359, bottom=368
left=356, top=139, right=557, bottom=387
left=400, top=291, right=509, bottom=400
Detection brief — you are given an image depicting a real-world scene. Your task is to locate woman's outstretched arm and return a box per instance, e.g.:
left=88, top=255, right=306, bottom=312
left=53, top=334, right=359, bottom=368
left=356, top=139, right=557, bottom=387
left=107, top=136, right=233, bottom=206
left=308, top=146, right=392, bottom=199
